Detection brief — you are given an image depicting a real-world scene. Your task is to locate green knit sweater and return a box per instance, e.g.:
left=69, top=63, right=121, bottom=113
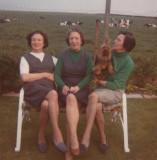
left=105, top=50, right=134, bottom=90
left=54, top=48, right=93, bottom=89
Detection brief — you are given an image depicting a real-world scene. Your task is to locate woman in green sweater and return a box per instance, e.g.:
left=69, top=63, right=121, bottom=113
left=54, top=28, right=92, bottom=159
left=80, top=31, right=136, bottom=155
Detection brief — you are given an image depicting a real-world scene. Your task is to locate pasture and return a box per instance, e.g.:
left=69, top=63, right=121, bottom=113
left=0, top=10, right=157, bottom=94
left=0, top=10, right=157, bottom=57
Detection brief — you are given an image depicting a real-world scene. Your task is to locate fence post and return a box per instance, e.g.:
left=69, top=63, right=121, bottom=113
left=0, top=73, right=2, bottom=96
left=103, top=0, right=111, bottom=44
left=93, top=19, right=100, bottom=63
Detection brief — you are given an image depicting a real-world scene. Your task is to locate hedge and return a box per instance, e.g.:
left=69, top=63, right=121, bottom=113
left=0, top=53, right=157, bottom=95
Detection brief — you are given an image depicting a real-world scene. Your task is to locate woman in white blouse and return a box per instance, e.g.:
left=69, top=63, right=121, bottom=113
left=20, top=30, right=67, bottom=153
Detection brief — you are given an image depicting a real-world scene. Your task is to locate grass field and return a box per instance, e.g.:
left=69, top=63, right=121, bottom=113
left=0, top=10, right=157, bottom=57
left=0, top=96, right=157, bottom=160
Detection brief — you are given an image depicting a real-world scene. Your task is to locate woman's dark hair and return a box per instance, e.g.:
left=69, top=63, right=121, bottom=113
left=119, top=31, right=136, bottom=52
left=66, top=28, right=85, bottom=46
left=26, top=30, right=49, bottom=48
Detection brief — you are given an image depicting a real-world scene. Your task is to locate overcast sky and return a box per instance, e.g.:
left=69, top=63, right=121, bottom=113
left=0, top=0, right=157, bottom=16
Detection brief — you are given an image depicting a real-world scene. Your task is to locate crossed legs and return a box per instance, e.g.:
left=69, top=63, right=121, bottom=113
left=38, top=90, right=64, bottom=146
left=81, top=92, right=106, bottom=146
left=64, top=92, right=107, bottom=158
left=45, top=90, right=64, bottom=145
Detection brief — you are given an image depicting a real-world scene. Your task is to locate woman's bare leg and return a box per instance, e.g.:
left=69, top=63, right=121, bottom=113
left=95, top=103, right=107, bottom=144
left=45, top=90, right=64, bottom=145
left=66, top=94, right=79, bottom=150
left=81, top=92, right=99, bottom=146
left=65, top=120, right=74, bottom=160
left=38, top=100, right=49, bottom=144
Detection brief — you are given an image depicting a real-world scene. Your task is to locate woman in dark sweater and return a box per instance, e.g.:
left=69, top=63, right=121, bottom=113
left=54, top=28, right=92, bottom=158
left=80, top=31, right=136, bottom=155
left=20, top=30, right=67, bottom=153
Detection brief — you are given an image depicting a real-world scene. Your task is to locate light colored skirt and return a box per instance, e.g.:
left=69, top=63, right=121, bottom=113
left=94, top=88, right=124, bottom=106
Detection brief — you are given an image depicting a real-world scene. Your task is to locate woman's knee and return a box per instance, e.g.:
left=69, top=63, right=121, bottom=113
left=66, top=93, right=77, bottom=104
left=89, top=92, right=99, bottom=101
left=47, top=90, right=58, bottom=99
left=41, top=100, right=49, bottom=111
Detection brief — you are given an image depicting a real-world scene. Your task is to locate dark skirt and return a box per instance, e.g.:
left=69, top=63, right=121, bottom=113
left=58, top=87, right=89, bottom=108
left=24, top=82, right=55, bottom=108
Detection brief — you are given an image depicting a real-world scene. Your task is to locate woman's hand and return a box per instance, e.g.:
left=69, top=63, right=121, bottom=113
left=44, top=73, right=54, bottom=82
left=69, top=86, right=80, bottom=93
left=99, top=80, right=107, bottom=87
left=62, top=85, right=70, bottom=95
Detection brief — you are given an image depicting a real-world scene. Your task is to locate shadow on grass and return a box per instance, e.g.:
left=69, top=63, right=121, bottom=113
left=0, top=97, right=157, bottom=160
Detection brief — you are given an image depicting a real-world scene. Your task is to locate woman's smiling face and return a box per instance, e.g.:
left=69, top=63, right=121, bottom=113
left=69, top=32, right=82, bottom=51
left=31, top=33, right=44, bottom=53
left=113, top=34, right=126, bottom=53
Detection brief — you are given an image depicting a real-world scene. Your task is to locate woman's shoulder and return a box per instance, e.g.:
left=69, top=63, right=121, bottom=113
left=81, top=50, right=92, bottom=59
left=62, top=48, right=70, bottom=54
left=22, top=52, right=31, bottom=59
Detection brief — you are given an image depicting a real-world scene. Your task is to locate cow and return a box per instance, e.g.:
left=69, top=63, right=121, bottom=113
left=109, top=23, right=114, bottom=27
left=59, top=21, right=83, bottom=26
left=4, top=18, right=11, bottom=22
left=0, top=19, right=6, bottom=24
left=144, top=24, right=156, bottom=28
left=13, top=17, right=19, bottom=22
left=118, top=19, right=131, bottom=29
left=100, top=20, right=104, bottom=24
left=72, top=22, right=77, bottom=26
left=39, top=16, right=44, bottom=19
left=59, top=21, right=67, bottom=26
left=124, top=19, right=130, bottom=29
left=111, top=18, right=119, bottom=26
left=77, top=21, right=83, bottom=25
left=66, top=21, right=72, bottom=26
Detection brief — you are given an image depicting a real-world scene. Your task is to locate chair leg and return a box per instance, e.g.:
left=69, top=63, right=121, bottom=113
left=15, top=88, right=24, bottom=152
left=122, top=93, right=130, bottom=152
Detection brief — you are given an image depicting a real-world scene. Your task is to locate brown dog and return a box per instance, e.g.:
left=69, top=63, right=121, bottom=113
left=92, top=44, right=113, bottom=85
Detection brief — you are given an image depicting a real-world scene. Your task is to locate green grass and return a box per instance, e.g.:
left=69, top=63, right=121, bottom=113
left=0, top=96, right=157, bottom=160
left=0, top=10, right=157, bottom=57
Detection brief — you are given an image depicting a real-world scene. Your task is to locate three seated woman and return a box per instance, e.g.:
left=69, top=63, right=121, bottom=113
left=20, top=29, right=135, bottom=160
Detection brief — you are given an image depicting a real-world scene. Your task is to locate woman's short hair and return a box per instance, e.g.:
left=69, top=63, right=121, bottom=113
left=119, top=31, right=136, bottom=52
left=66, top=28, right=85, bottom=46
left=26, top=30, right=49, bottom=48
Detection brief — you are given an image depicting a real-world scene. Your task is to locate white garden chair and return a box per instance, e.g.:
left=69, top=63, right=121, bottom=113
left=15, top=88, right=130, bottom=152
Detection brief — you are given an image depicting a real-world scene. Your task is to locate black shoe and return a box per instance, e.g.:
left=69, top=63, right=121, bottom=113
left=38, top=143, right=47, bottom=153
left=52, top=138, right=68, bottom=153
left=98, top=142, right=108, bottom=153
left=79, top=141, right=90, bottom=156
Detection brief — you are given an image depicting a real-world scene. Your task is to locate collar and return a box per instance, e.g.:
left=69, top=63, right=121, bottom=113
left=112, top=50, right=128, bottom=57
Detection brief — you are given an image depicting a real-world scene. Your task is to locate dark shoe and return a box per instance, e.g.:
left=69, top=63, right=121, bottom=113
left=52, top=138, right=68, bottom=153
left=79, top=142, right=90, bottom=156
left=98, top=143, right=108, bottom=153
left=70, top=147, right=80, bottom=156
left=38, top=143, right=47, bottom=153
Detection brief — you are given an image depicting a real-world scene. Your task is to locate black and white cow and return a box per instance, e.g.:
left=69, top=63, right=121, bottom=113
left=59, top=21, right=83, bottom=26
left=144, top=24, right=156, bottom=28
left=118, top=19, right=131, bottom=29
left=13, top=17, right=19, bottom=22
left=4, top=18, right=11, bottom=22
left=0, top=19, right=6, bottom=24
